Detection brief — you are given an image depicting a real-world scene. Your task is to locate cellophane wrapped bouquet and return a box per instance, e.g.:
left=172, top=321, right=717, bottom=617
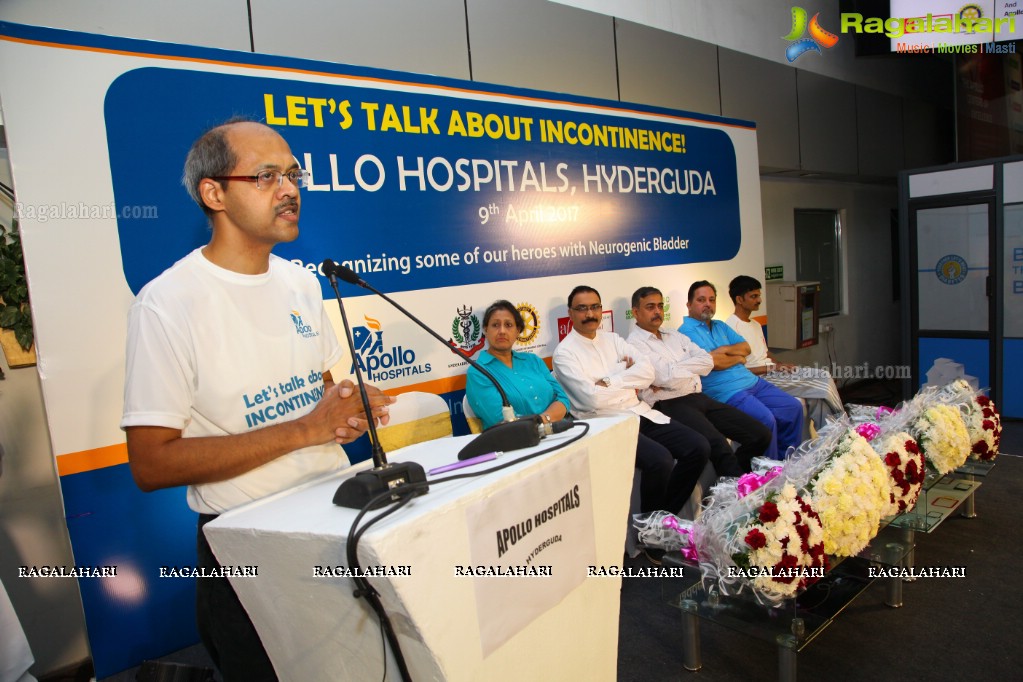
left=905, top=386, right=971, bottom=475
left=693, top=457, right=827, bottom=606
left=849, top=405, right=926, bottom=517
left=940, top=379, right=1002, bottom=462
left=802, top=420, right=891, bottom=556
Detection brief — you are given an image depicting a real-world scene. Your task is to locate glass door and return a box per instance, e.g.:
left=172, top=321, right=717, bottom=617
left=910, top=201, right=994, bottom=391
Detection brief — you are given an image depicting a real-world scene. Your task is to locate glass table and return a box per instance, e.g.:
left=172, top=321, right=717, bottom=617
left=663, top=524, right=914, bottom=681
left=886, top=460, right=989, bottom=576
left=660, top=440, right=996, bottom=679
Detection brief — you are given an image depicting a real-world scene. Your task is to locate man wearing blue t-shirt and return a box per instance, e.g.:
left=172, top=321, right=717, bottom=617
left=679, top=280, right=803, bottom=459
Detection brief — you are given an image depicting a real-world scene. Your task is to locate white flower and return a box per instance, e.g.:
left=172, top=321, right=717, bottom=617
left=808, top=431, right=889, bottom=557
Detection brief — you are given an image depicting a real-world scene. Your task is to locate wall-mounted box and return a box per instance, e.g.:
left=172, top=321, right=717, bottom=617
left=766, top=280, right=820, bottom=349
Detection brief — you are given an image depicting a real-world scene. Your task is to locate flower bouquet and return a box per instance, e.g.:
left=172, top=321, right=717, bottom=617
left=805, top=428, right=889, bottom=557
left=873, top=432, right=926, bottom=516
left=632, top=511, right=698, bottom=562
left=847, top=411, right=926, bottom=519
left=694, top=469, right=827, bottom=606
left=968, top=393, right=1002, bottom=461
left=940, top=378, right=1002, bottom=461
left=908, top=396, right=969, bottom=478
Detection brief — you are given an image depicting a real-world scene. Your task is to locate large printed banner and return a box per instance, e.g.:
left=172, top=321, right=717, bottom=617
left=0, top=22, right=762, bottom=676
left=109, top=69, right=741, bottom=297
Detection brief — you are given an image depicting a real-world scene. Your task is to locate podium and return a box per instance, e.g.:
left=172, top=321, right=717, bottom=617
left=204, top=415, right=638, bottom=681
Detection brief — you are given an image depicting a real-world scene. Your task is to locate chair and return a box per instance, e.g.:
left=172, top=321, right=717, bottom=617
left=375, top=391, right=452, bottom=451
left=462, top=395, right=484, bottom=434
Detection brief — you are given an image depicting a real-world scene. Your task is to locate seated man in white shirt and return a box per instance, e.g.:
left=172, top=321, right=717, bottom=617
left=725, top=275, right=844, bottom=432
left=553, top=285, right=709, bottom=514
left=628, top=286, right=771, bottom=473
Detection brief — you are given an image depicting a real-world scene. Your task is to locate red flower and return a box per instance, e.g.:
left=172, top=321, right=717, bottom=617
left=973, top=441, right=989, bottom=455
left=745, top=528, right=767, bottom=549
left=977, top=395, right=990, bottom=407
left=982, top=420, right=994, bottom=431
left=905, top=440, right=920, bottom=454
left=905, top=460, right=921, bottom=483
left=982, top=407, right=994, bottom=418
left=773, top=554, right=799, bottom=584
left=885, top=451, right=901, bottom=467
left=759, top=502, right=780, bottom=523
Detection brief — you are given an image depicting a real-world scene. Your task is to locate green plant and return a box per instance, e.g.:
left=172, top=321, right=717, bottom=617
left=0, top=218, right=33, bottom=351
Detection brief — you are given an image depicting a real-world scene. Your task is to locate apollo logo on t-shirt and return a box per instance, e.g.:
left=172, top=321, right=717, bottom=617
left=290, top=310, right=319, bottom=339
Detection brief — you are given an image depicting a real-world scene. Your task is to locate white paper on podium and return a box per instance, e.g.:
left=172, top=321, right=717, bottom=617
left=465, top=451, right=595, bottom=656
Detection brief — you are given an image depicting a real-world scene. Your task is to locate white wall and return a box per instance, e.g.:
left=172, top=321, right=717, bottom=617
left=760, top=177, right=901, bottom=374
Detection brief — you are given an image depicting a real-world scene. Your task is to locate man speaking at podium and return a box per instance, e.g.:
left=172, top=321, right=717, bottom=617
left=120, top=119, right=393, bottom=680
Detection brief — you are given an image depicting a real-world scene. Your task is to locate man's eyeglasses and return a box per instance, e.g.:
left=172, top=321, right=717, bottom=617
left=571, top=304, right=603, bottom=313
left=210, top=169, right=310, bottom=190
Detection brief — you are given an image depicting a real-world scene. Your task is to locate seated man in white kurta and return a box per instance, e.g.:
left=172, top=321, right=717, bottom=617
left=725, top=275, right=844, bottom=433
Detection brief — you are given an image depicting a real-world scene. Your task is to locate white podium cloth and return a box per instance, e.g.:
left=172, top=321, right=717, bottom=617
left=205, top=415, right=638, bottom=681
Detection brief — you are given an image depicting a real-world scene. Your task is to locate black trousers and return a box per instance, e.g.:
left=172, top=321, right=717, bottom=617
left=655, top=393, right=772, bottom=474
left=636, top=417, right=710, bottom=513
left=197, top=514, right=277, bottom=682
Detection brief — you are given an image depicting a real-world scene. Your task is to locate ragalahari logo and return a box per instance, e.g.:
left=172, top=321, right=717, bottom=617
left=784, top=7, right=839, bottom=62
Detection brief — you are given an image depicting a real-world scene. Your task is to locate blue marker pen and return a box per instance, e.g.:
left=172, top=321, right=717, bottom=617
left=428, top=451, right=501, bottom=475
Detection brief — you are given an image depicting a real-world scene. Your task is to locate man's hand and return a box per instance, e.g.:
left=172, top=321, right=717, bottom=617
left=710, top=348, right=747, bottom=370
left=126, top=381, right=396, bottom=492
left=304, top=379, right=396, bottom=445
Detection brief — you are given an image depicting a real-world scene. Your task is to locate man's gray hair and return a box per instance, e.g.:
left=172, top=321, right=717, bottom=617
left=181, top=117, right=257, bottom=217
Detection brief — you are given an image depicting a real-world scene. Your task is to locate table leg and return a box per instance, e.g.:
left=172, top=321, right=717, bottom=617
left=777, top=634, right=798, bottom=682
left=680, top=598, right=701, bottom=672
left=900, top=527, right=916, bottom=582
left=884, top=542, right=904, bottom=608
left=961, top=474, right=977, bottom=518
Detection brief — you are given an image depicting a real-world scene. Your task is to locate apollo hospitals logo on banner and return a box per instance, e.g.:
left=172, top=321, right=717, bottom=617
left=350, top=315, right=432, bottom=382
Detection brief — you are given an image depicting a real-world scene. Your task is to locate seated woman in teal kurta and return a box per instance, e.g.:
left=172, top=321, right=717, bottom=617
left=466, top=300, right=571, bottom=430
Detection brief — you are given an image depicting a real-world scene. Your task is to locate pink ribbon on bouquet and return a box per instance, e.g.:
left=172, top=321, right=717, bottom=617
left=663, top=516, right=699, bottom=562
left=856, top=422, right=881, bottom=441
left=876, top=405, right=895, bottom=419
left=736, top=466, right=783, bottom=498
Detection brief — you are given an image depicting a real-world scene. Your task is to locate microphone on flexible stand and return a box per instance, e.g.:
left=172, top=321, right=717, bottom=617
left=320, top=259, right=571, bottom=460
left=322, top=262, right=428, bottom=509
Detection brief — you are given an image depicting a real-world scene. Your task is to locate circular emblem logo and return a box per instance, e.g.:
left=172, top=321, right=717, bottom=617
left=935, top=255, right=968, bottom=285
left=516, top=302, right=540, bottom=344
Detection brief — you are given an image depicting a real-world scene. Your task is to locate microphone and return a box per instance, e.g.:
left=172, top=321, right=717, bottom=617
left=321, top=259, right=560, bottom=459
left=456, top=416, right=576, bottom=460
left=321, top=261, right=428, bottom=509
